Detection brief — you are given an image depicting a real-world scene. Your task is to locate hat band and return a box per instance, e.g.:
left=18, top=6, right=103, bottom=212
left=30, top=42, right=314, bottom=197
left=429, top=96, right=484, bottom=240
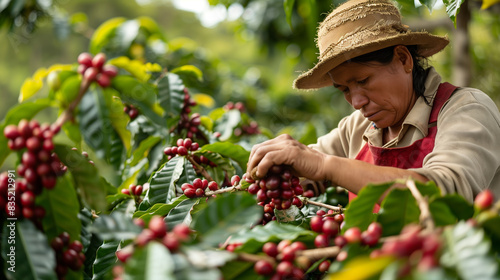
left=319, top=21, right=404, bottom=61
left=318, top=12, right=403, bottom=53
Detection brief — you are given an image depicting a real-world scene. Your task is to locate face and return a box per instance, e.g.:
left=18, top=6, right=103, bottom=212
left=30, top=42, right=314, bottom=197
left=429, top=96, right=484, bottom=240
left=328, top=46, right=415, bottom=131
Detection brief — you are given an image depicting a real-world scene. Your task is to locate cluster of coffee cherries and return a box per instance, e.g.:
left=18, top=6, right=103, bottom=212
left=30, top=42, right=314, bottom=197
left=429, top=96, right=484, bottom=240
left=370, top=224, right=441, bottom=274
left=0, top=173, right=46, bottom=227
left=51, top=232, right=86, bottom=279
left=246, top=165, right=307, bottom=224
left=223, top=101, right=246, bottom=112
left=77, top=52, right=118, bottom=87
left=2, top=119, right=66, bottom=221
left=163, top=138, right=200, bottom=161
left=253, top=240, right=309, bottom=279
left=123, top=104, right=139, bottom=120
left=115, top=216, right=192, bottom=263
left=181, top=178, right=219, bottom=198
left=177, top=88, right=201, bottom=139
left=121, top=184, right=144, bottom=197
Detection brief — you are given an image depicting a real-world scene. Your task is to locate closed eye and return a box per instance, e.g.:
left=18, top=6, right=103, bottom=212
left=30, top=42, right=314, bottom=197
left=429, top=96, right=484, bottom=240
left=357, top=78, right=368, bottom=85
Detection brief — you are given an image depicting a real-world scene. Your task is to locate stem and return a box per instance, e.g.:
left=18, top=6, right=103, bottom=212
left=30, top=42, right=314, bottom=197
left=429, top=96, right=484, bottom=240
left=237, top=252, right=276, bottom=265
left=406, top=179, right=434, bottom=231
left=304, top=199, right=344, bottom=213
left=297, top=246, right=340, bottom=261
left=187, top=156, right=214, bottom=182
left=54, top=78, right=92, bottom=129
left=204, top=184, right=241, bottom=196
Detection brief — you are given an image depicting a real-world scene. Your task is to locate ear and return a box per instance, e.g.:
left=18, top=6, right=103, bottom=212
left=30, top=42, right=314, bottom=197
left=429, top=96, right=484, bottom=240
left=394, top=45, right=413, bottom=72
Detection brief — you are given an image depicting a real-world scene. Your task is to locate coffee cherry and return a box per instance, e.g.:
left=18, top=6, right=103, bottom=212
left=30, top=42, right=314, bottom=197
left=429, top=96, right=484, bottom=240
left=149, top=216, right=167, bottom=238
left=135, top=229, right=155, bottom=247
left=262, top=242, right=278, bottom=257
left=162, top=232, right=180, bottom=252
left=20, top=191, right=35, bottom=207
left=134, top=185, right=143, bottom=196
left=231, top=175, right=240, bottom=186
left=102, top=65, right=118, bottom=77
left=281, top=246, right=297, bottom=262
left=184, top=188, right=196, bottom=198
left=361, top=231, right=379, bottom=247
left=334, top=235, right=348, bottom=248
left=116, top=246, right=134, bottom=263
left=51, top=237, right=64, bottom=251
left=96, top=73, right=111, bottom=88
left=310, top=216, right=324, bottom=233
left=276, top=261, right=293, bottom=276
left=318, top=260, right=331, bottom=273
left=208, top=181, right=219, bottom=191
left=475, top=189, right=494, bottom=210
left=172, top=224, right=191, bottom=241
left=83, top=67, right=99, bottom=82
left=59, top=232, right=70, bottom=246
left=344, top=227, right=362, bottom=243
left=254, top=260, right=274, bottom=276
left=42, top=175, right=57, bottom=189
left=69, top=240, right=83, bottom=253
left=195, top=188, right=204, bottom=197
left=333, top=214, right=344, bottom=224
left=22, top=151, right=37, bottom=167
left=177, top=146, right=188, bottom=156
left=314, top=234, right=330, bottom=248
left=192, top=178, right=203, bottom=189
left=322, top=220, right=340, bottom=237
left=3, top=125, right=20, bottom=139
left=121, top=188, right=130, bottom=195
left=78, top=52, right=93, bottom=67
left=92, top=53, right=107, bottom=69
left=62, top=249, right=79, bottom=266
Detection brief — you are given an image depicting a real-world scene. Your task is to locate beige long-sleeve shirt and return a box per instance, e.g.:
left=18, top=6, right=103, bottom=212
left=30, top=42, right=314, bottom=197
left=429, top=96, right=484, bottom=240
left=310, top=67, right=500, bottom=202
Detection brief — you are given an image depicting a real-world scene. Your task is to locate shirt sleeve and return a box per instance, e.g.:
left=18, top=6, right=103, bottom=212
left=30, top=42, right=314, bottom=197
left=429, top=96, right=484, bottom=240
left=410, top=87, right=500, bottom=202
left=308, top=110, right=368, bottom=158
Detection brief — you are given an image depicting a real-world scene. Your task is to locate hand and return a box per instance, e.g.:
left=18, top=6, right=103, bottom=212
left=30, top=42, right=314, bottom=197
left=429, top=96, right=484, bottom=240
left=247, top=134, right=328, bottom=181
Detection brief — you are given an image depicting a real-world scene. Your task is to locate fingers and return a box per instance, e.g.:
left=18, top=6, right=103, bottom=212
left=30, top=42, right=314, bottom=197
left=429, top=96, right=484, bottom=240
left=247, top=134, right=295, bottom=178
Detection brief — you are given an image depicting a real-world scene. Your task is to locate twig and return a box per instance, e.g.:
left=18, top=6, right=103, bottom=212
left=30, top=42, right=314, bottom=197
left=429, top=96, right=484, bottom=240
left=204, top=184, right=242, bottom=196
left=54, top=78, right=92, bottom=129
left=303, top=199, right=344, bottom=213
left=187, top=156, right=214, bottom=182
left=237, top=252, right=276, bottom=265
left=297, top=246, right=340, bottom=261
left=406, top=179, right=434, bottom=231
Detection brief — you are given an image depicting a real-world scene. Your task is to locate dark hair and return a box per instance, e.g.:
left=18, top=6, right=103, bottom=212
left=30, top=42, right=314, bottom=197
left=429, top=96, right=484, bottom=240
left=349, top=45, right=430, bottom=104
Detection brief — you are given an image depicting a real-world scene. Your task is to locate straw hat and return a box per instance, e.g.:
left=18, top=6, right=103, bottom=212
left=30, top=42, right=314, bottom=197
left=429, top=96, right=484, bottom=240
left=293, top=0, right=449, bottom=90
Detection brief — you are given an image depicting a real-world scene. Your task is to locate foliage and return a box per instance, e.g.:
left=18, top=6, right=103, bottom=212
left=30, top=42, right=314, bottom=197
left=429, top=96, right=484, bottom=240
left=1, top=4, right=500, bottom=280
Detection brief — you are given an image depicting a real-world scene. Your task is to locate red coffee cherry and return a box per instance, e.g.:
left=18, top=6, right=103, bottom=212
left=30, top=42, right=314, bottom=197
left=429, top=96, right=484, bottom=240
left=310, top=216, right=324, bottom=233
left=3, top=125, right=20, bottom=139
left=276, top=261, right=293, bottom=276
left=102, top=65, right=118, bottom=77
left=254, top=260, right=274, bottom=276
left=78, top=52, right=93, bottom=67
left=318, top=260, right=331, bottom=273
left=83, top=67, right=99, bottom=82
left=208, top=181, right=219, bottom=191
left=262, top=242, right=278, bottom=257
left=92, top=53, right=107, bottom=69
left=314, top=234, right=330, bottom=248
left=322, top=219, right=340, bottom=237
left=344, top=227, right=362, bottom=243
left=148, top=216, right=167, bottom=238
left=475, top=189, right=494, bottom=210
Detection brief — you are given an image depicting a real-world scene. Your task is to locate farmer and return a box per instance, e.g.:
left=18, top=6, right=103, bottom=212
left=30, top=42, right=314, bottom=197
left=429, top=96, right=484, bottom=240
left=247, top=0, right=500, bottom=204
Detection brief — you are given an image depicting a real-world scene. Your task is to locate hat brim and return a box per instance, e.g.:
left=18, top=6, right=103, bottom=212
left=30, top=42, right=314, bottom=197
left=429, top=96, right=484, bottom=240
left=293, top=32, right=449, bottom=90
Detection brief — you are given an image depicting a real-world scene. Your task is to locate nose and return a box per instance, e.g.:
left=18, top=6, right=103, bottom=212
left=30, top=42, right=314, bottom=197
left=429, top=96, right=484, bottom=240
left=350, top=90, right=369, bottom=110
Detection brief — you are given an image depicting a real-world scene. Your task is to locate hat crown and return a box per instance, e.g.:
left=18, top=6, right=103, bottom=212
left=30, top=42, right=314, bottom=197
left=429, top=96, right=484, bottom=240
left=317, top=0, right=404, bottom=60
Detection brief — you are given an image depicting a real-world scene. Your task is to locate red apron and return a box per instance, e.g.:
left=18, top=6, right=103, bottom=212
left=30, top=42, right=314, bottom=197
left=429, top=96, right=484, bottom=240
left=349, top=82, right=458, bottom=212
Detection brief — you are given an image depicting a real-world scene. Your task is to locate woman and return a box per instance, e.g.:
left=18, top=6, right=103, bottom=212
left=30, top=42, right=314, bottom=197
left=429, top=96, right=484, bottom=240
left=246, top=0, right=500, bottom=203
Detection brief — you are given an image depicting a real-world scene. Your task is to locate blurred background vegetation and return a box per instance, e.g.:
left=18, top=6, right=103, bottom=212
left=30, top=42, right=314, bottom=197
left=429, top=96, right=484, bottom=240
left=1, top=0, right=500, bottom=142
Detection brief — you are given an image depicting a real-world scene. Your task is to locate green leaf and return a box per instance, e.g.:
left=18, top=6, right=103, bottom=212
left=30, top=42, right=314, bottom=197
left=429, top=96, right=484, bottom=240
left=192, top=192, right=263, bottom=247
left=54, top=144, right=108, bottom=212
left=481, top=216, right=500, bottom=250
left=428, top=200, right=457, bottom=226
left=219, top=261, right=254, bottom=280
left=164, top=197, right=201, bottom=228
left=0, top=98, right=52, bottom=165
left=431, top=195, right=473, bottom=221
left=284, top=0, right=295, bottom=29
left=112, top=75, right=157, bottom=107
left=133, top=196, right=188, bottom=223
left=230, top=221, right=315, bottom=249
left=103, top=89, right=132, bottom=152
left=214, top=110, right=242, bottom=141
left=141, top=157, right=185, bottom=208
left=200, top=142, right=250, bottom=170
left=36, top=174, right=81, bottom=242
left=89, top=212, right=142, bottom=241
left=343, top=182, right=393, bottom=232
left=78, top=87, right=119, bottom=163
left=123, top=242, right=175, bottom=280
left=418, top=0, right=438, bottom=12
left=92, top=240, right=120, bottom=280
left=127, top=136, right=161, bottom=167
left=193, top=150, right=233, bottom=173
left=55, top=75, right=81, bottom=107
left=62, top=121, right=82, bottom=148
left=377, top=188, right=420, bottom=236
left=2, top=220, right=58, bottom=280
left=90, top=17, right=127, bottom=54
left=171, top=65, right=203, bottom=82
left=441, top=221, right=499, bottom=280
left=156, top=73, right=185, bottom=119
left=442, top=0, right=465, bottom=25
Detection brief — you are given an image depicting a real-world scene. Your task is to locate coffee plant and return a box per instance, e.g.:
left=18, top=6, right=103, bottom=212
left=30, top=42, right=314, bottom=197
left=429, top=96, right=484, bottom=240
left=1, top=16, right=500, bottom=280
